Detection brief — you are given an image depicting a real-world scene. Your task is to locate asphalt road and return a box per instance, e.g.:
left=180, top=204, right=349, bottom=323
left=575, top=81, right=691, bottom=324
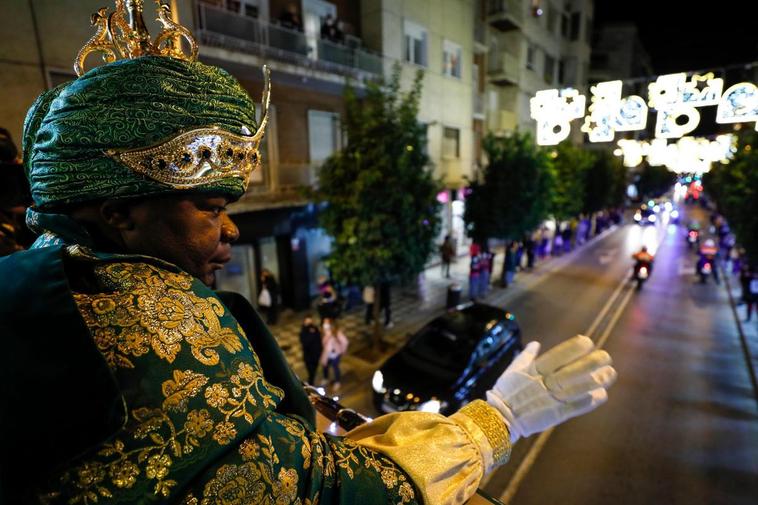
left=338, top=203, right=758, bottom=504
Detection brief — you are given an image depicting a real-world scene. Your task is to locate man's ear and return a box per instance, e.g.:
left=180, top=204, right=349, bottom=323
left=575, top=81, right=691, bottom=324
left=99, top=200, right=135, bottom=231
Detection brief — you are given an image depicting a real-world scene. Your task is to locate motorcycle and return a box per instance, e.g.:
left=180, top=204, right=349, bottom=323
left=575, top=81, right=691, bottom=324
left=686, top=229, right=700, bottom=250
left=698, top=256, right=718, bottom=284
left=634, top=261, right=652, bottom=290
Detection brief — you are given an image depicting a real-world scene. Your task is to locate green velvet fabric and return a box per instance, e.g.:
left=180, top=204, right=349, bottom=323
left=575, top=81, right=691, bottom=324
left=23, top=56, right=258, bottom=208
left=0, top=215, right=420, bottom=504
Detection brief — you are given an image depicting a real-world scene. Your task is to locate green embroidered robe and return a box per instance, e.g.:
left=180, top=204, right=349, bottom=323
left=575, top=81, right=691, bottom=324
left=0, top=213, right=419, bottom=505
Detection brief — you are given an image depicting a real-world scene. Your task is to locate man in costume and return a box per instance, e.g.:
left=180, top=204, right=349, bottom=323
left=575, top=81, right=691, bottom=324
left=0, top=2, right=616, bottom=504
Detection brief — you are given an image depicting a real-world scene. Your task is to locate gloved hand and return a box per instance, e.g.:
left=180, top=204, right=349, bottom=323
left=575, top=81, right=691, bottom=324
left=486, top=335, right=616, bottom=443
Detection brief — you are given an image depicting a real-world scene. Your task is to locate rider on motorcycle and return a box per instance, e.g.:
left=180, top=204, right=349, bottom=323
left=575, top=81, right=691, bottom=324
left=698, top=239, right=720, bottom=284
left=632, top=246, right=654, bottom=276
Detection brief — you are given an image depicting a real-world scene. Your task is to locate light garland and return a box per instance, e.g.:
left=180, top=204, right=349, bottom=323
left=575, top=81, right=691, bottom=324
left=614, top=135, right=736, bottom=173
left=529, top=71, right=755, bottom=145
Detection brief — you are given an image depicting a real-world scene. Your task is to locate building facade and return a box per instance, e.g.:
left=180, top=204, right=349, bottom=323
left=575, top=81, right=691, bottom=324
left=480, top=0, right=593, bottom=141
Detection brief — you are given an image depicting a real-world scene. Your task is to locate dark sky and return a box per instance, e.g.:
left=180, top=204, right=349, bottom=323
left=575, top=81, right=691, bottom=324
left=594, top=1, right=758, bottom=75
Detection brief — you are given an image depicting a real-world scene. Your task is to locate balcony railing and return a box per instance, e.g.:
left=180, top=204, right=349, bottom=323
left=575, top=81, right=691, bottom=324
left=487, top=50, right=520, bottom=85
left=196, top=3, right=383, bottom=77
left=486, top=0, right=523, bottom=31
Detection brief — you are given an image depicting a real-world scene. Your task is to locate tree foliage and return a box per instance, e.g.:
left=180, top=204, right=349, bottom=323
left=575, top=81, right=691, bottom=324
left=703, top=130, right=758, bottom=266
left=549, top=141, right=594, bottom=221
left=464, top=132, right=554, bottom=242
left=582, top=150, right=627, bottom=214
left=310, top=65, right=442, bottom=289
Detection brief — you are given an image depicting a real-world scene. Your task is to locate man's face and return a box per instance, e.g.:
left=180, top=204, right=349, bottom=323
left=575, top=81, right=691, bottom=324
left=120, top=194, right=239, bottom=285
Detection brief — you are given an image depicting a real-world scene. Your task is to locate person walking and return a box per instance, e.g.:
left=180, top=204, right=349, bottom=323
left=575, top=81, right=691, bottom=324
left=259, top=269, right=280, bottom=324
left=363, top=284, right=375, bottom=325
left=502, top=242, right=518, bottom=288
left=379, top=281, right=393, bottom=328
left=299, top=315, right=322, bottom=385
left=320, top=318, right=349, bottom=392
left=440, top=234, right=455, bottom=278
left=740, top=265, right=757, bottom=322
left=525, top=235, right=536, bottom=270
left=479, top=244, right=492, bottom=298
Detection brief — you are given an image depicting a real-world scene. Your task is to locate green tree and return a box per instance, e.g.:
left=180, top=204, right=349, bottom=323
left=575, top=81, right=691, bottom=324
left=310, top=65, right=441, bottom=345
left=465, top=132, right=555, bottom=243
left=549, top=141, right=594, bottom=221
left=583, top=150, right=627, bottom=214
left=703, top=130, right=758, bottom=266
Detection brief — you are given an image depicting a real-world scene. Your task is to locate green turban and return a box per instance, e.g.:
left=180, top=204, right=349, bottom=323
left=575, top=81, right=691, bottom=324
left=23, top=56, right=259, bottom=208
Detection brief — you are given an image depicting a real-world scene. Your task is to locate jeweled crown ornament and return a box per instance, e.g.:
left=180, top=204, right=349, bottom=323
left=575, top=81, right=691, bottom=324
left=75, top=0, right=198, bottom=76
left=75, top=0, right=271, bottom=192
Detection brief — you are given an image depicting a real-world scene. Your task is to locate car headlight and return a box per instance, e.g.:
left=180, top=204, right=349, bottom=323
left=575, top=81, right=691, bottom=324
left=648, top=214, right=656, bottom=222
left=671, top=210, right=679, bottom=218
left=372, top=371, right=386, bottom=394
left=418, top=399, right=442, bottom=413
left=634, top=212, right=642, bottom=221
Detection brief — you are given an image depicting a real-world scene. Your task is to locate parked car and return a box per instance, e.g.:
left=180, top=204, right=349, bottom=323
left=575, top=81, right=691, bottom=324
left=372, top=302, right=522, bottom=416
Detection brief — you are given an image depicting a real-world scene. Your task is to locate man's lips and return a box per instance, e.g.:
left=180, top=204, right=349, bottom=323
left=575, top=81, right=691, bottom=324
left=209, top=255, right=232, bottom=269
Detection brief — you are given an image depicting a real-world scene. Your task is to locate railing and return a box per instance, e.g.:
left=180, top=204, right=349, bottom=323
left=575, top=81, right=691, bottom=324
left=487, top=50, right=520, bottom=84
left=486, top=0, right=524, bottom=29
left=196, top=3, right=383, bottom=77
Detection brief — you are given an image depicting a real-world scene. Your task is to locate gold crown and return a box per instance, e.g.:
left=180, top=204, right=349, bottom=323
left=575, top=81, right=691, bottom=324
left=106, top=66, right=272, bottom=191
left=75, top=0, right=198, bottom=76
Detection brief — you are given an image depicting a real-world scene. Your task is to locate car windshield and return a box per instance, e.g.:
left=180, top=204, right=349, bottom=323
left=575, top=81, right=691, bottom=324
left=406, top=311, right=491, bottom=371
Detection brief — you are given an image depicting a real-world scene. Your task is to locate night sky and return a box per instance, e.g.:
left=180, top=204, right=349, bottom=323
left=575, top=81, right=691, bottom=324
left=593, top=1, right=758, bottom=75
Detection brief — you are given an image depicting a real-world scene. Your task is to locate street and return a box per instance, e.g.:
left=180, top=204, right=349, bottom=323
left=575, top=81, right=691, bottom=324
left=334, top=206, right=758, bottom=505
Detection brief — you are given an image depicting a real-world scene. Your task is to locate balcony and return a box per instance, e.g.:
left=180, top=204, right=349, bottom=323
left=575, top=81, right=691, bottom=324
left=196, top=3, right=383, bottom=78
left=487, top=51, right=520, bottom=85
left=486, top=0, right=523, bottom=32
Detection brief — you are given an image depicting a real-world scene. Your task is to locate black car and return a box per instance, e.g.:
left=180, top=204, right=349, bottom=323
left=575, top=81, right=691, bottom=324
left=633, top=204, right=658, bottom=225
left=372, top=302, right=522, bottom=416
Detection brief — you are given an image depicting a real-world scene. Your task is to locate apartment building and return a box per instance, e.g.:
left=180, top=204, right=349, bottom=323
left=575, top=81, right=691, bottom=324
left=480, top=0, right=593, bottom=141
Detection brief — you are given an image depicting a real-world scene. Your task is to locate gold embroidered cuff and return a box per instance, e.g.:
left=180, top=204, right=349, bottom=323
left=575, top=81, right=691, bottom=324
left=458, top=400, right=512, bottom=466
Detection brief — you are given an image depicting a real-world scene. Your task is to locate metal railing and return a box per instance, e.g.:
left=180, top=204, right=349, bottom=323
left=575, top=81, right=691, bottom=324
left=196, top=3, right=383, bottom=77
left=486, top=0, right=524, bottom=27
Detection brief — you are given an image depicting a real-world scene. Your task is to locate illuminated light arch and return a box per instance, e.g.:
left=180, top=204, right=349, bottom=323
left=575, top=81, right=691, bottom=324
left=716, top=82, right=758, bottom=130
left=529, top=88, right=586, bottom=145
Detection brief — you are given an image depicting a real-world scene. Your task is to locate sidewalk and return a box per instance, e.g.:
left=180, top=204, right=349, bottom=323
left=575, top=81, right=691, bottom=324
left=266, top=226, right=622, bottom=384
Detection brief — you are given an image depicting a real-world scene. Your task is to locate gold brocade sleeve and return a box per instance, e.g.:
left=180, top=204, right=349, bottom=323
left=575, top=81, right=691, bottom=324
left=346, top=400, right=511, bottom=505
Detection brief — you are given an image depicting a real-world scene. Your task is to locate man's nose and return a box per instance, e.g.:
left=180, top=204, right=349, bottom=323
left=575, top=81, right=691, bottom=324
left=220, top=213, right=240, bottom=243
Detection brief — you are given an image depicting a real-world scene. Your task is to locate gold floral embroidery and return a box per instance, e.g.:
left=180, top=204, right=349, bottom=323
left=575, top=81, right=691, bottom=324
left=200, top=463, right=267, bottom=505
left=73, top=262, right=243, bottom=368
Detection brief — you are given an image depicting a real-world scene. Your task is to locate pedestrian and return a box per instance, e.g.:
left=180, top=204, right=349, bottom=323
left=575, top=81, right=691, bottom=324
left=379, top=280, right=393, bottom=328
left=320, top=317, right=348, bottom=392
left=440, top=234, right=455, bottom=278
left=562, top=225, right=572, bottom=253
left=525, top=235, right=536, bottom=270
left=469, top=243, right=481, bottom=300
left=502, top=242, right=518, bottom=287
left=740, top=265, right=757, bottom=322
left=478, top=243, right=492, bottom=298
left=363, top=284, right=375, bottom=324
left=259, top=268, right=280, bottom=324
left=299, top=315, right=322, bottom=385
left=317, top=275, right=339, bottom=321
left=0, top=5, right=616, bottom=503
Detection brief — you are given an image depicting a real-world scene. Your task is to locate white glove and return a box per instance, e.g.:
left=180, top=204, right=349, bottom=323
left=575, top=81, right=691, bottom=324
left=486, top=335, right=616, bottom=443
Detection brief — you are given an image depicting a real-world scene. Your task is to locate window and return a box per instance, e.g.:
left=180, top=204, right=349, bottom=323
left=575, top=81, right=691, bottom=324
left=526, top=44, right=537, bottom=71
left=308, top=110, right=341, bottom=165
left=443, top=39, right=462, bottom=78
left=442, top=127, right=460, bottom=158
left=544, top=53, right=555, bottom=84
left=561, top=11, right=569, bottom=37
left=585, top=16, right=593, bottom=44
left=558, top=58, right=566, bottom=84
left=404, top=20, right=428, bottom=67
left=570, top=12, right=581, bottom=41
